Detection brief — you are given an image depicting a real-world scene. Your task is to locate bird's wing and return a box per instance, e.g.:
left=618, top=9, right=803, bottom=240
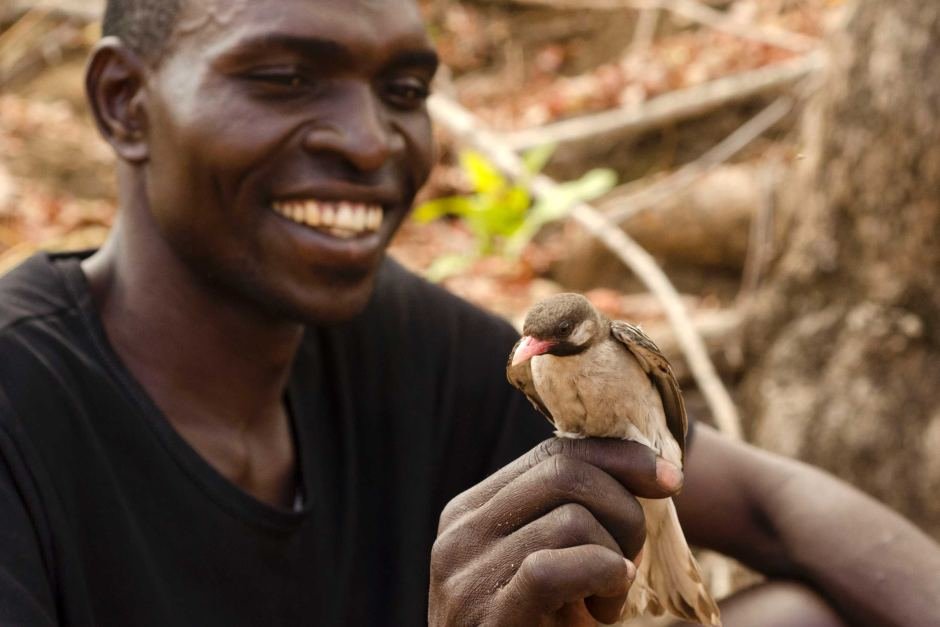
left=506, top=338, right=556, bottom=427
left=610, top=321, right=688, bottom=462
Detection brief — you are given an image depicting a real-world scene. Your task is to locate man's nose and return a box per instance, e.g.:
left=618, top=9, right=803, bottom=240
left=302, top=85, right=403, bottom=172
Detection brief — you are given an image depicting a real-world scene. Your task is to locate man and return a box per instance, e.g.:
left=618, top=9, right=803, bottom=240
left=0, top=0, right=938, bottom=625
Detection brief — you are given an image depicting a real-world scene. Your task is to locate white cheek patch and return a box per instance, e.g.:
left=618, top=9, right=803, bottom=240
left=569, top=319, right=596, bottom=346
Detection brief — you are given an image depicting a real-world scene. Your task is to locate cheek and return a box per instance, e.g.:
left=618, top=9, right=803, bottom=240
left=398, top=111, right=435, bottom=190
left=149, top=65, right=298, bottom=179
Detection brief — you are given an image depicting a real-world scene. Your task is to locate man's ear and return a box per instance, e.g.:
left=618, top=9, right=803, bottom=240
left=85, top=37, right=151, bottom=163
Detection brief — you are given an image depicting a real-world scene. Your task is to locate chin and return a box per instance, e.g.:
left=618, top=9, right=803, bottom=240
left=271, top=273, right=379, bottom=326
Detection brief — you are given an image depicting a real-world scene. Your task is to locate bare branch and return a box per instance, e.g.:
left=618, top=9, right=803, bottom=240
left=5, top=1, right=101, bottom=24
left=504, top=0, right=819, bottom=53
left=630, top=7, right=660, bottom=52
left=503, top=52, right=825, bottom=154
left=602, top=96, right=794, bottom=224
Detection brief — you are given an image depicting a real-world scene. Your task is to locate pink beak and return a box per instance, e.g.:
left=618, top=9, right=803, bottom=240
left=511, top=336, right=556, bottom=366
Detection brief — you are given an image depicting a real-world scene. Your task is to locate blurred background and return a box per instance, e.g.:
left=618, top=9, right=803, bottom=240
left=2, top=0, right=938, bottom=587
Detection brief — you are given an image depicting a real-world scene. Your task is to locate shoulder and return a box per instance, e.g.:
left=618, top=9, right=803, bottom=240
left=0, top=252, right=85, bottom=385
left=0, top=252, right=77, bottom=334
left=0, top=252, right=96, bottom=431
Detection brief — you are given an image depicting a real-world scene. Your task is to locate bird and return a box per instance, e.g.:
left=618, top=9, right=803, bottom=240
left=507, top=293, right=721, bottom=626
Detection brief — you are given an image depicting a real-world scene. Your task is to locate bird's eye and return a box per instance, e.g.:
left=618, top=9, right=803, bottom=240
left=559, top=321, right=573, bottom=334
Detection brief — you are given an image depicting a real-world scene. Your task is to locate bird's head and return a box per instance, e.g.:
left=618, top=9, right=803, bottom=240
left=512, top=293, right=606, bottom=366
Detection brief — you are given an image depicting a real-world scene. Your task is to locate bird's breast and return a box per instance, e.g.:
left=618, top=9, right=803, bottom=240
left=531, top=341, right=671, bottom=449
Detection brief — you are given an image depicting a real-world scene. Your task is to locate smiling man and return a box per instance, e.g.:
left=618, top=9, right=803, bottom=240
left=1, top=0, right=940, bottom=626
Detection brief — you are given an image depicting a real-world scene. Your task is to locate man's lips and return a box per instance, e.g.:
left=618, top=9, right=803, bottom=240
left=272, top=198, right=384, bottom=239
left=266, top=194, right=405, bottom=269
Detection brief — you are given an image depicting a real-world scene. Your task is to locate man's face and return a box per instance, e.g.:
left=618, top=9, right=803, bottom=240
left=142, top=0, right=437, bottom=323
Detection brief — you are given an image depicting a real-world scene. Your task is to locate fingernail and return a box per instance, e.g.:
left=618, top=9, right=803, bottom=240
left=623, top=558, right=637, bottom=581
left=656, top=458, right=684, bottom=492
left=633, top=547, right=644, bottom=568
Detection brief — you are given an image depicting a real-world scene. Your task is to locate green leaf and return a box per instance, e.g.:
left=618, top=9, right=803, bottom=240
left=504, top=168, right=617, bottom=257
left=521, top=143, right=557, bottom=175
left=460, top=151, right=506, bottom=194
left=558, top=168, right=618, bottom=202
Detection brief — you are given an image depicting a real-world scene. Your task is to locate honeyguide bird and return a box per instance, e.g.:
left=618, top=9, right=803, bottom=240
left=507, top=293, right=721, bottom=626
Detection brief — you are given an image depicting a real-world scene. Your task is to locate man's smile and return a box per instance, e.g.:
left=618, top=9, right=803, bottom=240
left=271, top=199, right=384, bottom=239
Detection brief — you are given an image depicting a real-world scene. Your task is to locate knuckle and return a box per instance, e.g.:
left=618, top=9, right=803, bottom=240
left=430, top=568, right=483, bottom=627
left=430, top=533, right=453, bottom=570
left=516, top=550, right=559, bottom=602
left=530, top=438, right=561, bottom=466
left=518, top=503, right=593, bottom=552
left=544, top=454, right=594, bottom=497
left=438, top=496, right=469, bottom=533
left=551, top=503, right=595, bottom=544
left=430, top=524, right=466, bottom=571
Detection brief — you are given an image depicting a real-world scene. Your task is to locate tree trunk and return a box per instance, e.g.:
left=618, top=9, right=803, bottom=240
left=742, top=1, right=940, bottom=536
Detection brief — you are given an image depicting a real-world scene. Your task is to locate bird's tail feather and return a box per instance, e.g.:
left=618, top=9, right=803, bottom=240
left=617, top=497, right=722, bottom=626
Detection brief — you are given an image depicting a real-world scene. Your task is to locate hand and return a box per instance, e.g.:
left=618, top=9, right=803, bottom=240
left=429, top=437, right=684, bottom=627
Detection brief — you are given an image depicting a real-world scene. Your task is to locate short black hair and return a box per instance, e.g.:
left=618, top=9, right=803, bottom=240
left=101, top=0, right=183, bottom=62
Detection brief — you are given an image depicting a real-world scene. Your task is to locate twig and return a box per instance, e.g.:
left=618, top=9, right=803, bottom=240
left=503, top=52, right=825, bottom=154
left=5, top=2, right=101, bottom=25
left=603, top=96, right=794, bottom=223
left=506, top=0, right=818, bottom=53
left=739, top=159, right=779, bottom=300
left=657, top=0, right=817, bottom=53
left=0, top=7, right=53, bottom=59
left=429, top=93, right=743, bottom=439
left=630, top=7, right=660, bottom=52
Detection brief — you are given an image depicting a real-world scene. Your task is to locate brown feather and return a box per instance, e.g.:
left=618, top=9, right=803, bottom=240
left=609, top=321, right=688, bottom=463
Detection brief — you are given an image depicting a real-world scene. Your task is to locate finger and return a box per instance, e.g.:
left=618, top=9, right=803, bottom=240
left=585, top=593, right=629, bottom=625
left=440, top=437, right=678, bottom=531
left=432, top=500, right=623, bottom=586
left=511, top=506, right=634, bottom=624
left=496, top=545, right=634, bottom=621
left=471, top=454, right=647, bottom=558
left=432, top=501, right=627, bottom=603
left=557, top=601, right=597, bottom=627
left=509, top=503, right=623, bottom=558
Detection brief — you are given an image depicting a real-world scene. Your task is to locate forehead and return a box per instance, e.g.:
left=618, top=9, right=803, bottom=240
left=171, top=0, right=430, bottom=63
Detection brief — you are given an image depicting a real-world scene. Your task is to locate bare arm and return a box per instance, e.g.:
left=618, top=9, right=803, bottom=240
left=676, top=424, right=940, bottom=627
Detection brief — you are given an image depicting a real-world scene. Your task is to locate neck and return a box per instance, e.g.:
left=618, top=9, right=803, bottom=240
left=82, top=211, right=303, bottom=433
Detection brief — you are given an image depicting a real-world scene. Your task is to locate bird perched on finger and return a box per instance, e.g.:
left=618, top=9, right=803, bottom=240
left=507, top=293, right=721, bottom=627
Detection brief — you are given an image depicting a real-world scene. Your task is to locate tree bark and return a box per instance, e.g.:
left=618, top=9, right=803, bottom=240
left=742, top=1, right=940, bottom=535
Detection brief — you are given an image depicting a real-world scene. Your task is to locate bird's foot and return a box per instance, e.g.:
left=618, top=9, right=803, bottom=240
left=554, top=430, right=587, bottom=439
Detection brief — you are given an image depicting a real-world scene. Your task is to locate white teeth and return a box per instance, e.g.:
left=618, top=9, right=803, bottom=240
left=336, top=203, right=354, bottom=230
left=353, top=204, right=366, bottom=231
left=304, top=202, right=320, bottom=227
left=272, top=199, right=384, bottom=237
left=322, top=204, right=336, bottom=228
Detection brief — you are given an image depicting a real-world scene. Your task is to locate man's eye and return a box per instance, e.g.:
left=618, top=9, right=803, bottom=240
left=244, top=70, right=312, bottom=90
left=384, top=77, right=431, bottom=108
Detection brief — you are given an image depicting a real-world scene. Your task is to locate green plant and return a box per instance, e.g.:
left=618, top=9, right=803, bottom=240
left=413, top=146, right=616, bottom=281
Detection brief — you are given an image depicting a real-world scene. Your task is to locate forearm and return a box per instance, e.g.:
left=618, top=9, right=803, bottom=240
left=762, top=458, right=940, bottom=627
left=677, top=425, right=940, bottom=627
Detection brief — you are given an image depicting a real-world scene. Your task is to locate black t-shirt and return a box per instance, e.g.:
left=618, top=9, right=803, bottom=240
left=0, top=252, right=552, bottom=626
